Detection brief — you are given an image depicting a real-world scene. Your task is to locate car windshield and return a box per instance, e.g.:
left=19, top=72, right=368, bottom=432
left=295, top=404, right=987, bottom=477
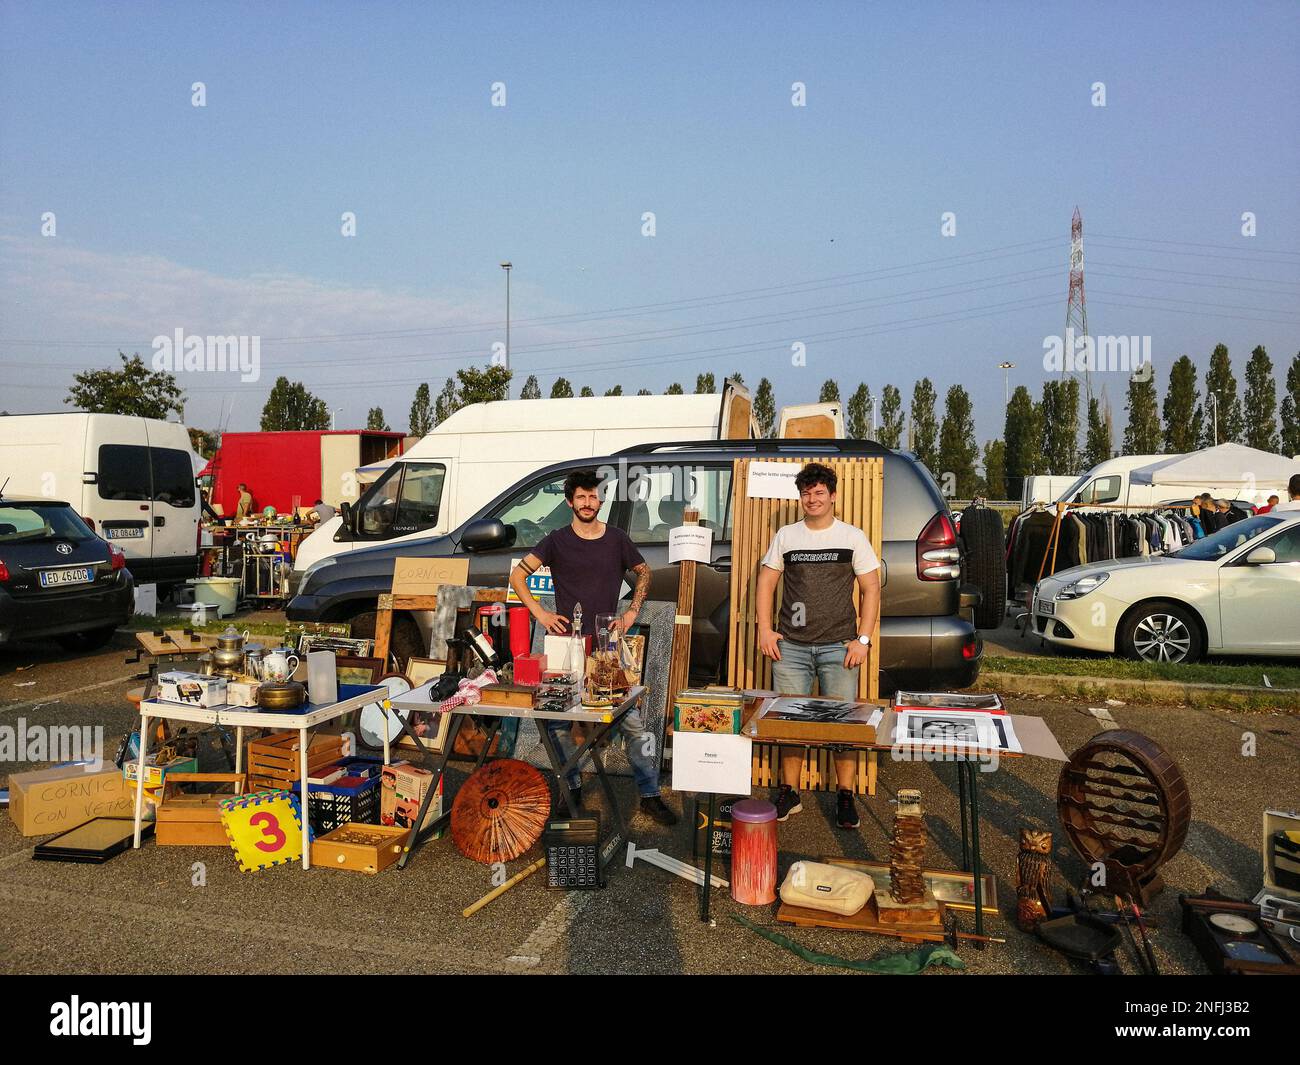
left=1170, top=514, right=1281, bottom=561
left=0, top=504, right=95, bottom=544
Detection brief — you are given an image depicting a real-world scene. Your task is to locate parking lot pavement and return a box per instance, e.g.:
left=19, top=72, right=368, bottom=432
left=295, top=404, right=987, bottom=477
left=1, top=638, right=1297, bottom=975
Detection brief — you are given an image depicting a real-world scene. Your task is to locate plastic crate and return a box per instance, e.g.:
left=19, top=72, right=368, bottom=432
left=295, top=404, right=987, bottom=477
left=294, top=757, right=383, bottom=835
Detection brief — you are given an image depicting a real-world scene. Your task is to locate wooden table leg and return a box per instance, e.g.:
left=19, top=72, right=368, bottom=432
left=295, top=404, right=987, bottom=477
left=235, top=726, right=244, bottom=774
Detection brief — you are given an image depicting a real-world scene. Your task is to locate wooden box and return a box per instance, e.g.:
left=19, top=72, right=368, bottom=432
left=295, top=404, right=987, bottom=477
left=479, top=682, right=536, bottom=709
left=310, top=822, right=408, bottom=874
left=156, top=772, right=246, bottom=846
left=748, top=697, right=884, bottom=745
left=247, top=732, right=346, bottom=792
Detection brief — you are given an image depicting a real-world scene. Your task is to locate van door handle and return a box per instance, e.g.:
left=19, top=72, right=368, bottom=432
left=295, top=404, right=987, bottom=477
left=154, top=516, right=166, bottom=528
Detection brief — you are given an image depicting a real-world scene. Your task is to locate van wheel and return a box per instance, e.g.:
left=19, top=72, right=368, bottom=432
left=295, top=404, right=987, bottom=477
left=960, top=505, right=1007, bottom=629
left=1120, top=601, right=1203, bottom=664
left=56, top=626, right=118, bottom=653
left=348, top=610, right=425, bottom=671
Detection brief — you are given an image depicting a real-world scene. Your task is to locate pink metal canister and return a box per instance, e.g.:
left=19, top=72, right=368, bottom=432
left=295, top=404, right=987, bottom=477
left=729, top=799, right=778, bottom=905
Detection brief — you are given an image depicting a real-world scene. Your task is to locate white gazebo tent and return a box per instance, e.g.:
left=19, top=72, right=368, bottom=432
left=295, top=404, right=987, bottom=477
left=1129, top=443, right=1296, bottom=493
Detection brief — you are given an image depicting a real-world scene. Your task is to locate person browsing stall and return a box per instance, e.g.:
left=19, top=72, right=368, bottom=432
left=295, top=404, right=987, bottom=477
left=1274, top=473, right=1300, bottom=513
left=756, top=462, right=881, bottom=830
left=509, top=468, right=678, bottom=826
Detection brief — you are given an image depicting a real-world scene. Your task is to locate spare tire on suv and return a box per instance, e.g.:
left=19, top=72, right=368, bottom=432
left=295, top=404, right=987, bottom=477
left=960, top=504, right=1006, bottom=630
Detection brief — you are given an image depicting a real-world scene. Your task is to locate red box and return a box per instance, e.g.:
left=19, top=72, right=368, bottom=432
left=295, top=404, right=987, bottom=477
left=513, top=653, right=546, bottom=686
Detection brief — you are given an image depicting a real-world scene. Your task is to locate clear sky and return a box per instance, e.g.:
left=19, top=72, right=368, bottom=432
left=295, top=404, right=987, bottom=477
left=2, top=0, right=1297, bottom=447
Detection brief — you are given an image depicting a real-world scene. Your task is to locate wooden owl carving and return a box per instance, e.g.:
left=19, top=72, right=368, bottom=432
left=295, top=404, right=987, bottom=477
left=1016, top=828, right=1054, bottom=932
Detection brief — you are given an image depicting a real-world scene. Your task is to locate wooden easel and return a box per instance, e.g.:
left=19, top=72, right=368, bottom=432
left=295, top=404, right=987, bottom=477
left=727, top=457, right=885, bottom=797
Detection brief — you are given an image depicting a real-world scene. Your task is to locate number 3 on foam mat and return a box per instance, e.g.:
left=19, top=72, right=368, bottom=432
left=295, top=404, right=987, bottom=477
left=219, top=790, right=308, bottom=872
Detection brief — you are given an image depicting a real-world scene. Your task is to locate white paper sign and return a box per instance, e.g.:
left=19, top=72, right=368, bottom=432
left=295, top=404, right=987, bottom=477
left=668, top=525, right=713, bottom=563
left=745, top=461, right=801, bottom=500
left=671, top=732, right=753, bottom=795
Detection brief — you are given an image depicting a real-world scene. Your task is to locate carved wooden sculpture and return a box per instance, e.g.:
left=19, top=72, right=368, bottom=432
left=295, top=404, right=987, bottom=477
left=1016, top=828, right=1054, bottom=932
left=889, top=789, right=927, bottom=904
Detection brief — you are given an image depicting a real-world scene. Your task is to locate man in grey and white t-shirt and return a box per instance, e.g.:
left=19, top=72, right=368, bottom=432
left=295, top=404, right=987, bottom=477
left=756, top=462, right=881, bottom=830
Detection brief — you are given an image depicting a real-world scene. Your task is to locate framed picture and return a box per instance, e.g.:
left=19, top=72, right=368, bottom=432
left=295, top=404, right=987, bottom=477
left=335, top=655, right=383, bottom=688
left=825, top=859, right=999, bottom=916
left=298, top=634, right=375, bottom=659
left=406, top=657, right=447, bottom=688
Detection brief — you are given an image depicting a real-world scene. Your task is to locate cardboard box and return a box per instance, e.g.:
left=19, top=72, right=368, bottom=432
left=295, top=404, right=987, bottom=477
left=691, top=795, right=743, bottom=858
left=8, top=764, right=136, bottom=836
left=226, top=679, right=261, bottom=707
left=158, top=671, right=228, bottom=708
left=123, top=754, right=199, bottom=791
left=380, top=762, right=443, bottom=832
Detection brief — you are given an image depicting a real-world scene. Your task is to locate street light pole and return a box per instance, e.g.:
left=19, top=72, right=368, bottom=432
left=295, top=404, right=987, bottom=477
left=1208, top=392, right=1219, bottom=446
left=500, top=261, right=512, bottom=394
left=998, top=362, right=1015, bottom=408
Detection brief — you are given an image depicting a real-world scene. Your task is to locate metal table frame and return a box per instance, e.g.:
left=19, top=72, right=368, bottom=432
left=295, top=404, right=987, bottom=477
left=386, top=684, right=646, bottom=870
left=133, top=685, right=385, bottom=869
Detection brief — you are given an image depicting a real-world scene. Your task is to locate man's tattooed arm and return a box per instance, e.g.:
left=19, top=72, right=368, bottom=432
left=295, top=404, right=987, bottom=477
left=628, top=562, right=651, bottom=616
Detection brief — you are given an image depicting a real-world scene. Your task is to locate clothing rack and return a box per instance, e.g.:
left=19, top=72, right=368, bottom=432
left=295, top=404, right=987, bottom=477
left=1036, top=501, right=1195, bottom=583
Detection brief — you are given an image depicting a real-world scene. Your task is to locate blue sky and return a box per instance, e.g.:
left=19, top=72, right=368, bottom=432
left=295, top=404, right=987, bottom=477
left=2, top=0, right=1297, bottom=447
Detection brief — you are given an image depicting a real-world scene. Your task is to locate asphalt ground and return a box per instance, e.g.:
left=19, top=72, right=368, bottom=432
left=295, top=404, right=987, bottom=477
left=1, top=633, right=1297, bottom=976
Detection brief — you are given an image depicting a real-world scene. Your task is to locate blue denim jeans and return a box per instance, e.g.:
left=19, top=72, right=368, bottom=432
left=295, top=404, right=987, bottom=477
left=544, top=704, right=661, bottom=798
left=770, top=639, right=859, bottom=700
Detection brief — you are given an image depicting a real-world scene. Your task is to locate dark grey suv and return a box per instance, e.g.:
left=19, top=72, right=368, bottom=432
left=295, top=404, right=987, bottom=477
left=287, top=440, right=982, bottom=692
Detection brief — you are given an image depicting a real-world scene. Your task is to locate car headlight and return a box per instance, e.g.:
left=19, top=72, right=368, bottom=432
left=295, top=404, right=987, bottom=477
left=1055, top=572, right=1109, bottom=600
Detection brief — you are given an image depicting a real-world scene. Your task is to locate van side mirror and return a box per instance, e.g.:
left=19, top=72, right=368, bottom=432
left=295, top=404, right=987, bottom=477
left=461, top=518, right=515, bottom=552
left=1245, top=546, right=1276, bottom=565
left=339, top=500, right=352, bottom=531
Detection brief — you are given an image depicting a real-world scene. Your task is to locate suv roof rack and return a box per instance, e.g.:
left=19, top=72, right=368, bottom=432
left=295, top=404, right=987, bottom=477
left=613, top=438, right=893, bottom=457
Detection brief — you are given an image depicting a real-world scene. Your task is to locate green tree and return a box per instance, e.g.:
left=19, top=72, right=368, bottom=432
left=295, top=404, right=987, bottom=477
left=1122, top=372, right=1161, bottom=455
left=694, top=373, right=715, bottom=394
left=846, top=383, right=873, bottom=439
left=409, top=383, right=434, bottom=436
left=260, top=377, right=329, bottom=431
left=1203, top=343, right=1244, bottom=446
left=433, top=380, right=458, bottom=425
left=187, top=427, right=220, bottom=458
left=1003, top=385, right=1042, bottom=500
left=937, top=385, right=979, bottom=497
left=636, top=388, right=652, bottom=395
left=1243, top=345, right=1279, bottom=452
left=1281, top=354, right=1300, bottom=457
left=1040, top=379, right=1080, bottom=475
left=550, top=377, right=574, bottom=399
left=1162, top=356, right=1201, bottom=453
left=754, top=377, right=776, bottom=437
left=910, top=378, right=939, bottom=471
left=454, top=364, right=511, bottom=405
left=665, top=382, right=684, bottom=395
left=65, top=351, right=184, bottom=420
left=819, top=379, right=841, bottom=403
left=365, top=407, right=389, bottom=431
left=604, top=385, right=624, bottom=396
left=982, top=440, right=1006, bottom=500
left=727, top=371, right=745, bottom=386
left=1084, top=396, right=1112, bottom=468
left=878, top=384, right=904, bottom=448
left=580, top=386, right=595, bottom=397
left=520, top=375, right=542, bottom=399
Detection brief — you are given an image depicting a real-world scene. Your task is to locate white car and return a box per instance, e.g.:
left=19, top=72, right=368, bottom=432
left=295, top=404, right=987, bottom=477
left=1031, top=513, right=1300, bottom=663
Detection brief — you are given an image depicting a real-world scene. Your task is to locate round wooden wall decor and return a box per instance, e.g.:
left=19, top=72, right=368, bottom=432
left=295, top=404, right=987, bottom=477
left=1057, top=729, right=1191, bottom=904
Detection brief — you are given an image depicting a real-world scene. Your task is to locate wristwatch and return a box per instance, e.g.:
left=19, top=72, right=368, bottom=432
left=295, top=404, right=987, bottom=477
left=856, top=634, right=872, bottom=647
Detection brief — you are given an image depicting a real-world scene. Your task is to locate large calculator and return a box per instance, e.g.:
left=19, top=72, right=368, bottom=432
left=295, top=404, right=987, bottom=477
left=543, top=815, right=603, bottom=889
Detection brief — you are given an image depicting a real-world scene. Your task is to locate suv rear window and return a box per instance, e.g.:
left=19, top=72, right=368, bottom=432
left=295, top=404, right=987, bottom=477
left=0, top=504, right=95, bottom=544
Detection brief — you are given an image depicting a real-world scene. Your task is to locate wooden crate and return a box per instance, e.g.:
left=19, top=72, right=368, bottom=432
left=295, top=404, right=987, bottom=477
left=246, top=732, right=345, bottom=791
left=156, top=772, right=246, bottom=846
left=310, top=822, right=408, bottom=874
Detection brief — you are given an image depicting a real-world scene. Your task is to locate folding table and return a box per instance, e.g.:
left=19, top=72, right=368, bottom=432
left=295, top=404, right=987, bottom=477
left=386, top=683, right=646, bottom=870
left=132, top=684, right=384, bottom=869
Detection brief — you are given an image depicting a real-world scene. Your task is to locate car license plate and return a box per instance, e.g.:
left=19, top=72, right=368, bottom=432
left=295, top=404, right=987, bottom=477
left=40, top=568, right=93, bottom=588
left=1036, top=598, right=1055, bottom=616
left=104, top=527, right=143, bottom=539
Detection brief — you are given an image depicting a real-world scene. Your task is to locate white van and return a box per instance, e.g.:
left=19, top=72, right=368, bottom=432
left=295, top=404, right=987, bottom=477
left=0, top=413, right=201, bottom=585
left=290, top=386, right=756, bottom=586
left=1054, top=453, right=1280, bottom=510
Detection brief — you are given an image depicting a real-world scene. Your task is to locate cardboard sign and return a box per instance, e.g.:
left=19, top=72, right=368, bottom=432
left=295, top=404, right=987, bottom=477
left=671, top=732, right=753, bottom=795
left=8, top=764, right=135, bottom=837
left=668, top=525, right=713, bottom=564
left=392, top=556, right=469, bottom=596
left=745, top=461, right=801, bottom=500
